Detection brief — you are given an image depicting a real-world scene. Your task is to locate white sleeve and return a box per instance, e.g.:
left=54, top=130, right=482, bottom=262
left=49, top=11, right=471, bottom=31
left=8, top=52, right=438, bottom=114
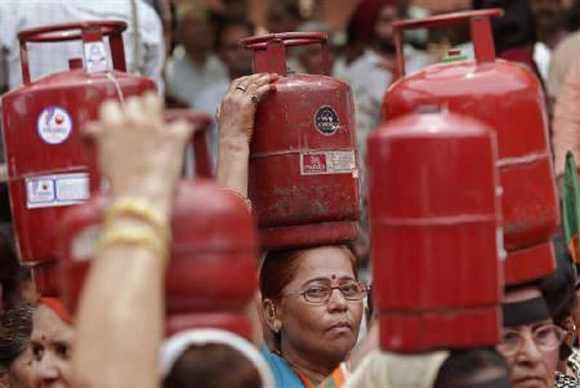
left=136, top=0, right=165, bottom=95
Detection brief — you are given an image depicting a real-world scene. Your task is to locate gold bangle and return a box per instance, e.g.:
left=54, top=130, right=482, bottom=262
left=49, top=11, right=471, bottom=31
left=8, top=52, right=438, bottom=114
left=97, top=224, right=169, bottom=259
left=106, top=197, right=171, bottom=243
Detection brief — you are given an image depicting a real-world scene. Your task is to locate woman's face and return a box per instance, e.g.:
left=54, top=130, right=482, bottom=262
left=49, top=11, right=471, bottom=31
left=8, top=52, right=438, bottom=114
left=498, top=288, right=559, bottom=388
left=30, top=305, right=74, bottom=388
left=499, top=320, right=558, bottom=388
left=276, top=246, right=364, bottom=366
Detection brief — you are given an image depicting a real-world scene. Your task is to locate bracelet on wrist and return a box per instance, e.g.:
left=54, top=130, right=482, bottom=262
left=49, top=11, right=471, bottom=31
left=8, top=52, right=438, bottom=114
left=99, top=197, right=172, bottom=259
left=106, top=197, right=171, bottom=244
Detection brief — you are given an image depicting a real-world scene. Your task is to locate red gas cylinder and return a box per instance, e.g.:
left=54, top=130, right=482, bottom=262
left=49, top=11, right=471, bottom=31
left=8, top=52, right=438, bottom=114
left=240, top=32, right=359, bottom=249
left=368, top=111, right=503, bottom=352
left=58, top=115, right=258, bottom=338
left=30, top=110, right=210, bottom=299
left=33, top=261, right=60, bottom=297
left=383, top=10, right=558, bottom=285
left=58, top=181, right=258, bottom=338
left=1, top=21, right=156, bottom=278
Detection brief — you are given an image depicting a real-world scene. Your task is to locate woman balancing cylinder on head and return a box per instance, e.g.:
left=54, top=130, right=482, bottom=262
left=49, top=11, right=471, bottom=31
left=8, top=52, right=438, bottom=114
left=339, top=109, right=511, bottom=388
left=217, top=32, right=367, bottom=387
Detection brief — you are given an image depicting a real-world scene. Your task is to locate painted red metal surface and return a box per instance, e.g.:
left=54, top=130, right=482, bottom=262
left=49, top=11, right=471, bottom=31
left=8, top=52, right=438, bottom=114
left=384, top=10, right=558, bottom=285
left=369, top=111, right=502, bottom=352
left=241, top=32, right=360, bottom=249
left=1, top=21, right=156, bottom=269
left=165, top=109, right=214, bottom=179
left=58, top=180, right=258, bottom=340
left=32, top=260, right=60, bottom=297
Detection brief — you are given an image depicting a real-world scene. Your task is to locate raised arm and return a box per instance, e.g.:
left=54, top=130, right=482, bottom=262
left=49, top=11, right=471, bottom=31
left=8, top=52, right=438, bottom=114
left=216, top=73, right=277, bottom=196
left=72, top=93, right=192, bottom=388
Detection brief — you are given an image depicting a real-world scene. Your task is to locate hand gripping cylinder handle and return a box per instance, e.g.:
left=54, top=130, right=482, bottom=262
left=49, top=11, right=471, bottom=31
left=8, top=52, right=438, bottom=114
left=393, top=9, right=503, bottom=80
left=17, top=20, right=128, bottom=84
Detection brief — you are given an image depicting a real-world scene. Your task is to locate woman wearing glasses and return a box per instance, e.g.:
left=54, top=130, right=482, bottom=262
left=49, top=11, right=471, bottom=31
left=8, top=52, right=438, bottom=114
left=215, top=73, right=366, bottom=387
left=541, top=233, right=580, bottom=388
left=259, top=246, right=365, bottom=387
left=498, top=285, right=566, bottom=388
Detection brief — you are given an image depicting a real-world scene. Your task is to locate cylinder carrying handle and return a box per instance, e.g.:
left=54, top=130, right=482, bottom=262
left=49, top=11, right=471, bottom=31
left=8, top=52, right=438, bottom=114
left=18, top=20, right=128, bottom=84
left=240, top=32, right=330, bottom=76
left=393, top=9, right=503, bottom=80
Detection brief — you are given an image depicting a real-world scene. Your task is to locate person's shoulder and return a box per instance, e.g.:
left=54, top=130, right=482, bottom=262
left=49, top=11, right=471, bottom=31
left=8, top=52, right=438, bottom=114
left=346, top=50, right=388, bottom=85
left=198, top=79, right=229, bottom=100
left=348, top=50, right=378, bottom=71
left=206, top=55, right=228, bottom=74
left=260, top=348, right=303, bottom=388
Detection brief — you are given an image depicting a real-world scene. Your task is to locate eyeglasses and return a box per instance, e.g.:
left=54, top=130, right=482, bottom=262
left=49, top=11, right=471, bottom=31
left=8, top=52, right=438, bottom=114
left=497, top=324, right=566, bottom=356
left=284, top=281, right=367, bottom=304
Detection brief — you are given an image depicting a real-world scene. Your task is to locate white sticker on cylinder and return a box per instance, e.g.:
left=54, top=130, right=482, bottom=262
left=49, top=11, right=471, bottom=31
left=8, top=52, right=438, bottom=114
left=26, top=173, right=89, bottom=209
left=37, top=106, right=73, bottom=144
left=300, top=150, right=356, bottom=175
left=83, top=40, right=109, bottom=73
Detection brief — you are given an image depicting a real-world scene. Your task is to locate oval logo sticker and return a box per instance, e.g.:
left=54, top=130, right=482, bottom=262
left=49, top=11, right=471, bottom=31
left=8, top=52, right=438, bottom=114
left=314, top=106, right=339, bottom=136
left=37, top=106, right=73, bottom=144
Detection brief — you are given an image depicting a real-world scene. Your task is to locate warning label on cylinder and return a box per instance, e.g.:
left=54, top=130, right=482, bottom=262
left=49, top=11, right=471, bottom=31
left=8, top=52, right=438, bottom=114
left=314, top=106, right=340, bottom=136
left=26, top=173, right=89, bottom=209
left=300, top=151, right=356, bottom=175
left=37, top=106, right=73, bottom=144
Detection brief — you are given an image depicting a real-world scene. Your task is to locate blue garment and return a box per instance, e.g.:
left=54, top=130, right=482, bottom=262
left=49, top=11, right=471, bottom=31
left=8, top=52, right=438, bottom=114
left=261, top=347, right=304, bottom=388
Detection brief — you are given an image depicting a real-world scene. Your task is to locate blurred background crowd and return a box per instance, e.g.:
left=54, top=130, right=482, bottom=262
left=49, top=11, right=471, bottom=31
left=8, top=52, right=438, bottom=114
left=2, top=0, right=580, bottom=306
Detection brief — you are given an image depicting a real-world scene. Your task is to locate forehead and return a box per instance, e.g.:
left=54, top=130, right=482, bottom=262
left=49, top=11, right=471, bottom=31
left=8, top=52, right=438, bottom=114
left=291, top=247, right=355, bottom=284
left=31, top=305, right=74, bottom=343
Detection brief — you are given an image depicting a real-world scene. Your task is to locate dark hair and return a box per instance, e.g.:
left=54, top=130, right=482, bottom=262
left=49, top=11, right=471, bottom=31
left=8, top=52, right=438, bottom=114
left=541, top=231, right=577, bottom=325
left=433, top=348, right=510, bottom=388
left=346, top=0, right=407, bottom=46
left=259, top=245, right=357, bottom=302
left=0, top=304, right=33, bottom=370
left=163, top=343, right=262, bottom=388
left=0, top=233, right=26, bottom=309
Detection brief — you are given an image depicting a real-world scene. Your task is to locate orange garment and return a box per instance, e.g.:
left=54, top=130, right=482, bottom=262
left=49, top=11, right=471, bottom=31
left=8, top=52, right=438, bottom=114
left=296, top=363, right=348, bottom=388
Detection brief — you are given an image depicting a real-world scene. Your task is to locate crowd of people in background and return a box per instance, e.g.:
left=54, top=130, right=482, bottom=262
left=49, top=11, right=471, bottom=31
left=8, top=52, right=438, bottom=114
left=1, top=0, right=580, bottom=387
